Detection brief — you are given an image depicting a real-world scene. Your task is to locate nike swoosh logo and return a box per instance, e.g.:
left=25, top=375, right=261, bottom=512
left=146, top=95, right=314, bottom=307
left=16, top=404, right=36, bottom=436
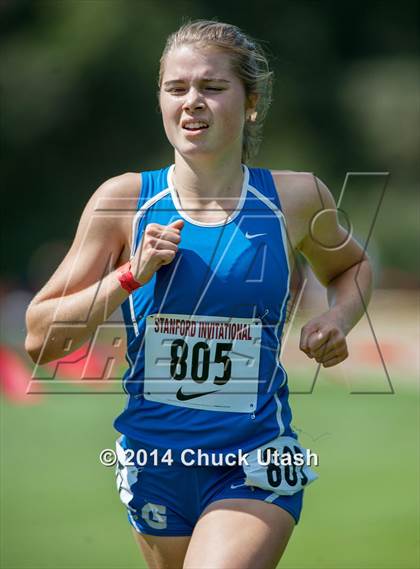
left=230, top=482, right=247, bottom=489
left=176, top=388, right=220, bottom=401
left=245, top=232, right=266, bottom=239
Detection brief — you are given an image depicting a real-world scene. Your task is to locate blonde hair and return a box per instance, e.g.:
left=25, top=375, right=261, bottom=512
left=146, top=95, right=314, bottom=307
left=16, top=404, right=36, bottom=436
left=158, top=20, right=273, bottom=163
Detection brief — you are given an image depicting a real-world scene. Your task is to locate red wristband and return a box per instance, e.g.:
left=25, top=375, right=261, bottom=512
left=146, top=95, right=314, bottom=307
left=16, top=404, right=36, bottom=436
left=116, top=261, right=142, bottom=294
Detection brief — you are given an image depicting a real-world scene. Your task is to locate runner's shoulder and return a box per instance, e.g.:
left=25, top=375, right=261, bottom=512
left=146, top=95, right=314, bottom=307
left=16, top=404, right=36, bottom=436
left=93, top=171, right=142, bottom=208
left=82, top=172, right=142, bottom=237
left=270, top=170, right=334, bottom=213
left=269, top=170, right=335, bottom=247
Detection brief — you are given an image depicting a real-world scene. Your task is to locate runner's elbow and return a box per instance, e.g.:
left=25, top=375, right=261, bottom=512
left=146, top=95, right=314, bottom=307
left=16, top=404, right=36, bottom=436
left=25, top=308, right=41, bottom=363
left=25, top=333, right=49, bottom=364
left=25, top=334, right=40, bottom=363
left=25, top=319, right=53, bottom=364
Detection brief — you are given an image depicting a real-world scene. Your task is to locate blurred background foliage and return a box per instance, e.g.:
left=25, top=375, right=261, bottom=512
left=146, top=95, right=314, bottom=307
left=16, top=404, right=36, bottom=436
left=1, top=0, right=419, bottom=290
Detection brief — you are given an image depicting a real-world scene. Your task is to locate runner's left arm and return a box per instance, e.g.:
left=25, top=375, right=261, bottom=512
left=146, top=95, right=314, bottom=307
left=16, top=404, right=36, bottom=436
left=298, top=177, right=372, bottom=367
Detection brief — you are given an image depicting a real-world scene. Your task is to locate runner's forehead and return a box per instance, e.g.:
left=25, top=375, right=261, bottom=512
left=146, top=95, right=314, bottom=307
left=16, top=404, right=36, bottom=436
left=162, top=45, right=235, bottom=84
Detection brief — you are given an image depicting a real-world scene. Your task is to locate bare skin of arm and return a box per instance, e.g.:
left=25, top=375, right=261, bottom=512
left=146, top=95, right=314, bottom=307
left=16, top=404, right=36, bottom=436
left=273, top=171, right=372, bottom=367
left=25, top=173, right=184, bottom=364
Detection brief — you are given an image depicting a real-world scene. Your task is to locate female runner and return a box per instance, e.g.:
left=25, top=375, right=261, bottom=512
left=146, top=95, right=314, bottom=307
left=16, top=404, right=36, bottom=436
left=25, top=20, right=372, bottom=569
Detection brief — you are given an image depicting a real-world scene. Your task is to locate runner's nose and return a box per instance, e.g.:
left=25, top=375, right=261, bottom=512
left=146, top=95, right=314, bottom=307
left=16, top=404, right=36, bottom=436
left=182, top=87, right=205, bottom=111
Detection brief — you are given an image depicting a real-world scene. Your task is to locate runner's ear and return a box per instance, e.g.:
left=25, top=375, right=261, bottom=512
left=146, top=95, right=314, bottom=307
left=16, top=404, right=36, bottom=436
left=245, top=93, right=259, bottom=120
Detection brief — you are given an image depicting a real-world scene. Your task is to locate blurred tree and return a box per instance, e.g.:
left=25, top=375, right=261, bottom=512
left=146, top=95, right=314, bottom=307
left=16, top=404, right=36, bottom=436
left=0, top=0, right=419, bottom=286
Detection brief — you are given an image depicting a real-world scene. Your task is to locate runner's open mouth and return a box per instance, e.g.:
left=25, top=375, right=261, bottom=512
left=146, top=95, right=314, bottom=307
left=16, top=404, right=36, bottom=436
left=182, top=121, right=209, bottom=131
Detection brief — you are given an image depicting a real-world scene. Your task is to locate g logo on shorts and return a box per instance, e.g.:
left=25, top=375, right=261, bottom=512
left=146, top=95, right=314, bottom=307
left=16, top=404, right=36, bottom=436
left=141, top=503, right=167, bottom=530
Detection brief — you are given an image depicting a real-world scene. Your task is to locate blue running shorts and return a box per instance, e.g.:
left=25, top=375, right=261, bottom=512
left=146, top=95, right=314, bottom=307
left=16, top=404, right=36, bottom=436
left=115, top=435, right=304, bottom=536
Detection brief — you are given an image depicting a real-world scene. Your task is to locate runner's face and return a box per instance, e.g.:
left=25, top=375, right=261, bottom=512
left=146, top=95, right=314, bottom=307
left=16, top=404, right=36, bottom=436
left=160, top=45, right=249, bottom=160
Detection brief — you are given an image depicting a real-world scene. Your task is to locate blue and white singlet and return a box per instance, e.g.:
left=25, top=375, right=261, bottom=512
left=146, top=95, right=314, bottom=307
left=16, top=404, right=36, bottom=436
left=114, top=164, right=296, bottom=460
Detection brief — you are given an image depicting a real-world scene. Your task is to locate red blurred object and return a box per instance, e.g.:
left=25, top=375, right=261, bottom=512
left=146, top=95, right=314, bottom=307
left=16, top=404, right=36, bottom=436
left=43, top=343, right=124, bottom=386
left=0, top=345, right=42, bottom=403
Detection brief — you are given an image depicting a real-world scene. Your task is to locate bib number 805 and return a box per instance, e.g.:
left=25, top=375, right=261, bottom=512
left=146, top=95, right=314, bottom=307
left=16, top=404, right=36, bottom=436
left=170, top=340, right=233, bottom=385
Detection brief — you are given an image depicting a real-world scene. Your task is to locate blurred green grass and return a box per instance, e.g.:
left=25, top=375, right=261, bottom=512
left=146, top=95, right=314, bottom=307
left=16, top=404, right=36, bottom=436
left=1, top=379, right=419, bottom=569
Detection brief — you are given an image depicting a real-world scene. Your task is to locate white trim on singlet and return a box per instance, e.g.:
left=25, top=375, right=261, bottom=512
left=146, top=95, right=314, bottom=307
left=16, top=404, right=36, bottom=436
left=274, top=392, right=285, bottom=435
left=247, top=184, right=290, bottom=274
left=167, top=164, right=250, bottom=227
left=128, top=298, right=139, bottom=337
left=129, top=188, right=172, bottom=257
left=248, top=184, right=291, bottom=433
left=128, top=188, right=172, bottom=337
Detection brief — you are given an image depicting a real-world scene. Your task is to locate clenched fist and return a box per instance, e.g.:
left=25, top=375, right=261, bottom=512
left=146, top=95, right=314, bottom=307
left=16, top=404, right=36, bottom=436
left=130, top=219, right=184, bottom=286
left=300, top=313, right=349, bottom=368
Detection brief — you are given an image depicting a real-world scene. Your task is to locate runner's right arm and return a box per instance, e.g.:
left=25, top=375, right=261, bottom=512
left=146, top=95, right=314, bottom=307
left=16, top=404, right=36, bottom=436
left=25, top=173, right=184, bottom=364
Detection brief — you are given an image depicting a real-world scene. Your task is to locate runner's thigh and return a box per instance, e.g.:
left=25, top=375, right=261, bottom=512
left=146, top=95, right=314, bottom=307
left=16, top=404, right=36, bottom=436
left=183, top=498, right=295, bottom=569
left=132, top=531, right=191, bottom=569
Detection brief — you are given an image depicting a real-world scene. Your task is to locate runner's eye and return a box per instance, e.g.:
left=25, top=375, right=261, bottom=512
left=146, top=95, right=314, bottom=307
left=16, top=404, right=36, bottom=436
left=166, top=87, right=223, bottom=94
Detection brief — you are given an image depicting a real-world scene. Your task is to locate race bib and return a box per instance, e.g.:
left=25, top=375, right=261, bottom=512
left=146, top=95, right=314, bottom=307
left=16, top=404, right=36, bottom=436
left=143, top=313, right=262, bottom=413
left=243, top=435, right=318, bottom=496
